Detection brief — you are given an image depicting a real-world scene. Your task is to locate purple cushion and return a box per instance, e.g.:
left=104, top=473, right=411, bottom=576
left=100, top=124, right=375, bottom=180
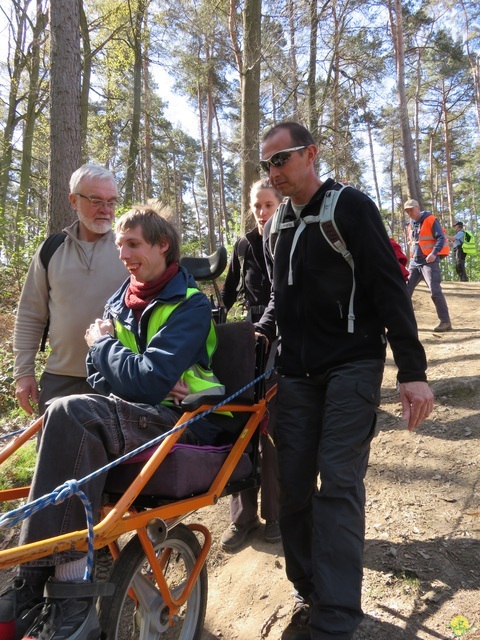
left=105, top=443, right=252, bottom=499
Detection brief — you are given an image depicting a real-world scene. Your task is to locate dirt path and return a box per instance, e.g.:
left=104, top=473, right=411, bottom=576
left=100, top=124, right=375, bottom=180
left=1, top=282, right=479, bottom=639
left=192, top=281, right=480, bottom=640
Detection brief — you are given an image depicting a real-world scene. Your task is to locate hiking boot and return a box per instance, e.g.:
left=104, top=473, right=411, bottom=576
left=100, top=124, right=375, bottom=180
left=281, top=602, right=311, bottom=639
left=0, top=577, right=45, bottom=640
left=433, top=322, right=452, bottom=332
left=220, top=517, right=261, bottom=551
left=21, top=579, right=114, bottom=640
left=264, top=520, right=281, bottom=543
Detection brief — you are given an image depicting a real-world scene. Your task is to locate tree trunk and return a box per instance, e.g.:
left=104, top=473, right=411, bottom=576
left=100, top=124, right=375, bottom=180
left=307, top=0, right=318, bottom=140
left=428, top=132, right=435, bottom=208
left=206, top=65, right=216, bottom=253
left=240, top=0, right=261, bottom=233
left=197, top=72, right=216, bottom=253
left=459, top=0, right=480, bottom=134
left=79, top=2, right=91, bottom=164
left=124, top=0, right=147, bottom=205
left=442, top=82, right=454, bottom=225
left=214, top=107, right=228, bottom=244
left=287, top=0, right=299, bottom=119
left=366, top=116, right=382, bottom=213
left=15, top=2, right=48, bottom=256
left=48, top=0, right=82, bottom=233
left=389, top=0, right=423, bottom=207
left=0, top=0, right=29, bottom=247
left=143, top=52, right=153, bottom=199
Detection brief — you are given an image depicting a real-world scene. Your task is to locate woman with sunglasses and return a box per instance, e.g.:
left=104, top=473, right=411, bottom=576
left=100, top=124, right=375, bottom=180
left=219, top=178, right=282, bottom=551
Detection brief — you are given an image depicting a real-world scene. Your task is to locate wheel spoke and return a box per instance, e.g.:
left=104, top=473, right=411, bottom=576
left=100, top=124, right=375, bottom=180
left=98, top=524, right=208, bottom=640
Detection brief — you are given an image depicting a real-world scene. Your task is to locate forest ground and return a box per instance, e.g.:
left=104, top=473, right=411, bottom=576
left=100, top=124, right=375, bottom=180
left=193, top=281, right=480, bottom=640
left=1, top=281, right=480, bottom=639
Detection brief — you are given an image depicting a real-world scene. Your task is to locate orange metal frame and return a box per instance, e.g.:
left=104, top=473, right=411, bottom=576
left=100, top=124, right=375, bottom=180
left=0, top=385, right=276, bottom=623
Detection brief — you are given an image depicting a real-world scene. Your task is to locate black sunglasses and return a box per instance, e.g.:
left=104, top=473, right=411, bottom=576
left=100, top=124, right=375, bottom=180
left=259, top=146, right=307, bottom=173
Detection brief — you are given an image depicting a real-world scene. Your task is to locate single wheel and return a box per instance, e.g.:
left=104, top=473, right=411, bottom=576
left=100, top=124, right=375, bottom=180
left=99, top=523, right=208, bottom=639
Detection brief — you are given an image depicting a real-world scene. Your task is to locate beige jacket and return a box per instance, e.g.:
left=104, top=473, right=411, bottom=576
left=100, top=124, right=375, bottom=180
left=13, top=221, right=128, bottom=380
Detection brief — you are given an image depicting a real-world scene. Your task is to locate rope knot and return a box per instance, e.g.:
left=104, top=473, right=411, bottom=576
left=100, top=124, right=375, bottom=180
left=53, top=480, right=80, bottom=504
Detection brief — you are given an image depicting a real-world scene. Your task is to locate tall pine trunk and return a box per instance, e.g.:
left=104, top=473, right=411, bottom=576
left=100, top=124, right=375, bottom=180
left=48, top=0, right=82, bottom=233
left=240, top=0, right=261, bottom=233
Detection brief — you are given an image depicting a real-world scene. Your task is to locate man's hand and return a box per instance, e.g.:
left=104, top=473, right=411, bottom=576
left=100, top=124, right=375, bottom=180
left=399, top=381, right=434, bottom=431
left=16, top=375, right=39, bottom=415
left=426, top=253, right=436, bottom=263
left=166, top=379, right=190, bottom=406
left=85, top=319, right=115, bottom=347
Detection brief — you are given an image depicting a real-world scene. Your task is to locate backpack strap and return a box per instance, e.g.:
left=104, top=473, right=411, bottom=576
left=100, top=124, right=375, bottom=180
left=39, top=232, right=67, bottom=270
left=297, top=184, right=356, bottom=332
left=318, top=186, right=355, bottom=332
left=39, top=232, right=67, bottom=351
left=268, top=199, right=291, bottom=259
left=235, top=236, right=249, bottom=298
left=268, top=185, right=355, bottom=332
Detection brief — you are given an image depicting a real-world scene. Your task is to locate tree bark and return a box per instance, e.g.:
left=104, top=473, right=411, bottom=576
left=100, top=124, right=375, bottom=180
left=307, top=0, right=318, bottom=140
left=79, top=1, right=91, bottom=164
left=214, top=107, right=228, bottom=244
left=389, top=0, right=423, bottom=207
left=143, top=52, right=152, bottom=199
left=124, top=0, right=147, bottom=205
left=287, top=0, right=299, bottom=120
left=441, top=81, right=454, bottom=225
left=15, top=2, right=48, bottom=255
left=240, top=0, right=261, bottom=233
left=48, top=0, right=82, bottom=233
left=0, top=0, right=29, bottom=243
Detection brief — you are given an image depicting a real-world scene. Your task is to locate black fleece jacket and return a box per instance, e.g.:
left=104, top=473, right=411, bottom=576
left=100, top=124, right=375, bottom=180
left=221, top=227, right=271, bottom=311
left=256, top=179, right=427, bottom=383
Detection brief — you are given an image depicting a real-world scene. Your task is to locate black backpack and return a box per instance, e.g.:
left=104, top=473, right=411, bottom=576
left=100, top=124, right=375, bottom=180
left=38, top=232, right=67, bottom=351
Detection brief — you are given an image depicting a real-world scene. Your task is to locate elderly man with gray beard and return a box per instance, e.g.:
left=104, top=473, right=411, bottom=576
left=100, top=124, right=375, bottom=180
left=13, top=164, right=128, bottom=416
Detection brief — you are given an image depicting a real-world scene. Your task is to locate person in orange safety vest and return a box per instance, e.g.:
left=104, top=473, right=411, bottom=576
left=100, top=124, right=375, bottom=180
left=404, top=198, right=452, bottom=332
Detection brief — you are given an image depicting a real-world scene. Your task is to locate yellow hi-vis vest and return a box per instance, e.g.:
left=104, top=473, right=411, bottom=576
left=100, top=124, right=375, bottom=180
left=114, top=288, right=225, bottom=407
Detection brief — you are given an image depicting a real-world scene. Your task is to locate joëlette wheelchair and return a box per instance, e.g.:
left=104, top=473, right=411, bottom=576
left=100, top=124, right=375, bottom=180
left=0, top=247, right=275, bottom=639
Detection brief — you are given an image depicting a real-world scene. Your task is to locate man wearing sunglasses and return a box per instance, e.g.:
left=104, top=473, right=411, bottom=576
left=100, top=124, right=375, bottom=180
left=255, top=122, right=434, bottom=640
left=13, top=164, right=128, bottom=417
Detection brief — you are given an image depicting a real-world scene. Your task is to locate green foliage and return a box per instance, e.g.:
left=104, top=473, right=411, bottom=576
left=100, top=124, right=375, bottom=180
left=0, top=301, right=17, bottom=417
left=0, top=294, right=48, bottom=419
left=0, top=340, right=16, bottom=416
left=0, top=0, right=479, bottom=275
left=0, top=440, right=37, bottom=491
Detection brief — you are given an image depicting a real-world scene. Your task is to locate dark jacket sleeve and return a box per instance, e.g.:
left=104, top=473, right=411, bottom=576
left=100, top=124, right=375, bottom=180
left=337, top=190, right=427, bottom=383
left=220, top=239, right=242, bottom=311
left=431, top=218, right=446, bottom=255
left=254, top=216, right=277, bottom=343
left=86, top=293, right=213, bottom=405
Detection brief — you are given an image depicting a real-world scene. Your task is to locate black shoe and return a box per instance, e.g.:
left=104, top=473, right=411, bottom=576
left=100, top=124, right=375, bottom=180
left=281, top=602, right=311, bottom=639
left=264, top=520, right=281, bottom=543
left=22, top=579, right=114, bottom=640
left=0, top=577, right=45, bottom=640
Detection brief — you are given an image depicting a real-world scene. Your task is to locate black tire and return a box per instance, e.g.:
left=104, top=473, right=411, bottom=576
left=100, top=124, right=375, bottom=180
left=98, top=523, right=208, bottom=639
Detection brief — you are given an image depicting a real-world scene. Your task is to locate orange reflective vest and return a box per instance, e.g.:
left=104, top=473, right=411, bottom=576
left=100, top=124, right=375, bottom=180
left=409, top=214, right=450, bottom=257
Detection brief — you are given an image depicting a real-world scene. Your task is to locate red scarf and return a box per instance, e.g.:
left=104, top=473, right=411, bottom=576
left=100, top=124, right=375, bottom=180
left=125, top=263, right=179, bottom=321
